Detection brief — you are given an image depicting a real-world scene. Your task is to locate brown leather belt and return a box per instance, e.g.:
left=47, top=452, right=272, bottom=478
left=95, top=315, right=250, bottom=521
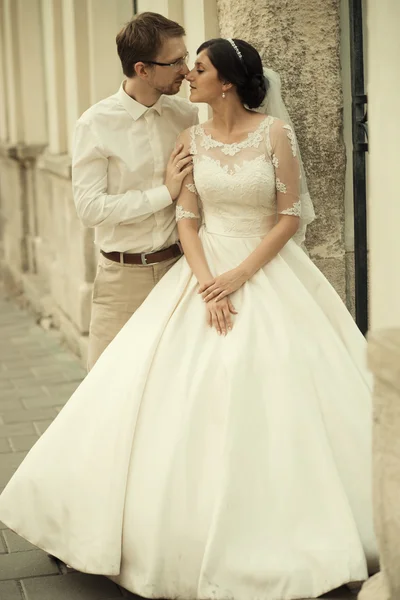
left=100, top=242, right=183, bottom=266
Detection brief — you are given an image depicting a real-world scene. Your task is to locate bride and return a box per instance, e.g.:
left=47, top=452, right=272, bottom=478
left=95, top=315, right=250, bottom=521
left=0, top=38, right=379, bottom=600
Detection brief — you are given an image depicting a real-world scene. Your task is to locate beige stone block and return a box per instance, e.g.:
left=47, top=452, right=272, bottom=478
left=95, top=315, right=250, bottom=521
left=33, top=167, right=54, bottom=281
left=0, top=145, right=47, bottom=282
left=0, top=155, right=25, bottom=273
left=31, top=162, right=95, bottom=334
left=358, top=572, right=389, bottom=600
left=50, top=266, right=92, bottom=334
left=360, top=329, right=400, bottom=599
left=76, top=281, right=93, bottom=333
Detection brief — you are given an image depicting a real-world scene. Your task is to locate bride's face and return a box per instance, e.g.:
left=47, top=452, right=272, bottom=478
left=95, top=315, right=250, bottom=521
left=186, top=50, right=227, bottom=104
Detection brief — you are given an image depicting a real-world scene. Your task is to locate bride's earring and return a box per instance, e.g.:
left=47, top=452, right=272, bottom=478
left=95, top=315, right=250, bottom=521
left=222, top=92, right=226, bottom=99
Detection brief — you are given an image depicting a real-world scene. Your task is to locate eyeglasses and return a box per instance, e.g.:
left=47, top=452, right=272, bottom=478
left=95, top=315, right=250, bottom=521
left=142, top=52, right=189, bottom=70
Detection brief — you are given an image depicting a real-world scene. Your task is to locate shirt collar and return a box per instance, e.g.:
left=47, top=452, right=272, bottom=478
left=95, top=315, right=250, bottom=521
left=117, top=82, right=164, bottom=120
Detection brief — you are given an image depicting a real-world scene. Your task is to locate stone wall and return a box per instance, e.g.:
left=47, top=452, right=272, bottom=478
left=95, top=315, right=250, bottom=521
left=0, top=0, right=133, bottom=362
left=216, top=0, right=347, bottom=300
left=0, top=145, right=95, bottom=358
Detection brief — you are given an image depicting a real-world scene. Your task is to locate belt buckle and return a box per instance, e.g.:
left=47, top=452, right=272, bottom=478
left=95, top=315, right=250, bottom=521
left=140, top=252, right=149, bottom=266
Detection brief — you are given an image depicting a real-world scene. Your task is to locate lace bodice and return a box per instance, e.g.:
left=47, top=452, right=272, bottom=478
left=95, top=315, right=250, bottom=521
left=176, top=116, right=301, bottom=237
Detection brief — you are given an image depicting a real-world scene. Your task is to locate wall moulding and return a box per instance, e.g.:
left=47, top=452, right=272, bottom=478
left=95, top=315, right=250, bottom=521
left=36, top=153, right=72, bottom=180
left=0, top=141, right=46, bottom=162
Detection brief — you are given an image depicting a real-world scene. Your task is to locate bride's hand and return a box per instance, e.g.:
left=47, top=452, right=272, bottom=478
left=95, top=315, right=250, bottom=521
left=206, top=297, right=238, bottom=336
left=199, top=268, right=248, bottom=303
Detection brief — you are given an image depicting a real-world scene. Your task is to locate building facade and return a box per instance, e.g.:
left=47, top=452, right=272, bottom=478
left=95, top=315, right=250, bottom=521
left=3, top=2, right=400, bottom=595
left=0, top=0, right=360, bottom=358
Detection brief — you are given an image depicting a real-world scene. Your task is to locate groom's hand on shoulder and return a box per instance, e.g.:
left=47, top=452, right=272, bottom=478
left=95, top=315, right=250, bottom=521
left=165, top=144, right=193, bottom=201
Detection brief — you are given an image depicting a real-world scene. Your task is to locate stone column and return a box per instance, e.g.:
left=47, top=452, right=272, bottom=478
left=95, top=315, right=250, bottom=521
left=41, top=0, right=67, bottom=155
left=138, top=0, right=180, bottom=16
left=1, top=0, right=47, bottom=146
left=216, top=0, right=346, bottom=298
left=2, top=0, right=23, bottom=145
left=36, top=0, right=134, bottom=357
left=87, top=0, right=133, bottom=105
left=62, top=0, right=91, bottom=155
left=62, top=0, right=133, bottom=145
left=0, top=0, right=47, bottom=280
left=183, top=0, right=219, bottom=120
left=16, top=0, right=47, bottom=146
left=359, top=1, right=400, bottom=598
left=0, top=0, right=9, bottom=143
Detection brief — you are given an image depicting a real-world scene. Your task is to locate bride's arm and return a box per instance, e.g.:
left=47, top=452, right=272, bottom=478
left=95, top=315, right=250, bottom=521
left=174, top=130, right=213, bottom=287
left=199, top=119, right=301, bottom=302
left=239, top=119, right=301, bottom=275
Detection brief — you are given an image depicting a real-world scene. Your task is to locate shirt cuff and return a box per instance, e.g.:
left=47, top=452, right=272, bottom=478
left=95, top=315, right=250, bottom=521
left=146, top=185, right=173, bottom=214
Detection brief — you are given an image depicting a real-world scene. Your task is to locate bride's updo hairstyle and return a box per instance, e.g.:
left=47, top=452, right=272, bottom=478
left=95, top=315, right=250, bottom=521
left=197, top=38, right=268, bottom=109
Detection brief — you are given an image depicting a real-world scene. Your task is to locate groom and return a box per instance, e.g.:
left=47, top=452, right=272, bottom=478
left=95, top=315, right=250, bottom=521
left=72, top=12, right=198, bottom=370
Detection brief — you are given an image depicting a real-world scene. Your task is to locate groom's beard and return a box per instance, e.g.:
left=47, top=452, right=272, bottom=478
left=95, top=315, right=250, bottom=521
left=155, top=78, right=185, bottom=96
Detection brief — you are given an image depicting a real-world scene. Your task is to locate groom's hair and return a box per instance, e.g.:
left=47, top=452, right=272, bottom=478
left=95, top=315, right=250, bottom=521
left=116, top=12, right=185, bottom=77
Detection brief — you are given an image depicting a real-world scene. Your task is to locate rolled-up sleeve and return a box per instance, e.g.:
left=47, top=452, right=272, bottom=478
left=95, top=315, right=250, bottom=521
left=72, top=121, right=172, bottom=228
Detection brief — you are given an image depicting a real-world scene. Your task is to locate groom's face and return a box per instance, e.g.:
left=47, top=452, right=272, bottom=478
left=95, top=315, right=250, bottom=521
left=147, top=37, right=189, bottom=96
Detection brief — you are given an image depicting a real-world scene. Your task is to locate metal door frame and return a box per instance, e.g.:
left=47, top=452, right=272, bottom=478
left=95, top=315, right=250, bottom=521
left=349, top=0, right=368, bottom=334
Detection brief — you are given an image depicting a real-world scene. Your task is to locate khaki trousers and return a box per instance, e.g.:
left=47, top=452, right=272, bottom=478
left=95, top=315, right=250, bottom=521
left=87, top=253, right=180, bottom=371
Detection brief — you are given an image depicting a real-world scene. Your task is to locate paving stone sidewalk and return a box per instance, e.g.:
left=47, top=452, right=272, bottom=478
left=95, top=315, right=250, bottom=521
left=0, top=292, right=136, bottom=600
left=0, top=291, right=357, bottom=600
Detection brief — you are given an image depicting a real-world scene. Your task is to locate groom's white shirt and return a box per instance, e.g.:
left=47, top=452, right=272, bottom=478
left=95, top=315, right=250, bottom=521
left=72, top=83, right=198, bottom=253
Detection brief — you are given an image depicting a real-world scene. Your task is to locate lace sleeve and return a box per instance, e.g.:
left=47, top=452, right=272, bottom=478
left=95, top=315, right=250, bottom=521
left=185, top=183, right=197, bottom=194
left=269, top=120, right=301, bottom=218
left=176, top=204, right=200, bottom=222
left=174, top=128, right=201, bottom=225
left=176, top=175, right=201, bottom=223
left=175, top=171, right=201, bottom=223
left=176, top=174, right=201, bottom=223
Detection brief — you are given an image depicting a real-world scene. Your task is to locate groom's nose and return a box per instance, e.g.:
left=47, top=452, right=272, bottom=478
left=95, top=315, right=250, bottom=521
left=180, top=63, right=189, bottom=76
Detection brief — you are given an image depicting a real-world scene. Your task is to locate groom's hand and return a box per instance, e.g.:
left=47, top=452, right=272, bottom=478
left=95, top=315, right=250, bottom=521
left=165, top=144, right=193, bottom=200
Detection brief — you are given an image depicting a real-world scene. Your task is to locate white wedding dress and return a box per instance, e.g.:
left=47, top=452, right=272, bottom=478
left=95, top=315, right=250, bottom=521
left=0, top=116, right=379, bottom=600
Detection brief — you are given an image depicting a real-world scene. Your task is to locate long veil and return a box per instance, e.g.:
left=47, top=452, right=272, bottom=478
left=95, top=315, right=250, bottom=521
left=257, top=67, right=316, bottom=248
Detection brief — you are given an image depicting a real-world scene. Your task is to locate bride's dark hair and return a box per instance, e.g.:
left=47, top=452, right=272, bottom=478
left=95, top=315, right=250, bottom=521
left=197, top=38, right=268, bottom=109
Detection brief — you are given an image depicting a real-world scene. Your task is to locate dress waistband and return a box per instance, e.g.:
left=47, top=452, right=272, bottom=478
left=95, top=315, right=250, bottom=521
left=203, top=214, right=276, bottom=238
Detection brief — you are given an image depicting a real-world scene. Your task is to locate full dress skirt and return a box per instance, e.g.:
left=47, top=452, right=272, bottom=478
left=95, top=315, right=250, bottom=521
left=0, top=231, right=378, bottom=600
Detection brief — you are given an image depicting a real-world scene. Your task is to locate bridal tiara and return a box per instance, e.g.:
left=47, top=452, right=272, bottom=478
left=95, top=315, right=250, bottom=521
left=226, top=38, right=244, bottom=63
